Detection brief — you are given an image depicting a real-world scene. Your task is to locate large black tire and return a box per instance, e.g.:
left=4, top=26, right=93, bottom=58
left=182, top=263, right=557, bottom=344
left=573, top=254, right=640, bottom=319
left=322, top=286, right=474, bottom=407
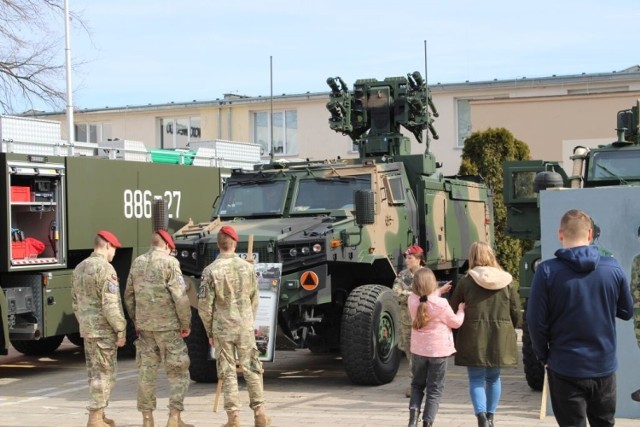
left=340, top=284, right=400, bottom=385
left=11, top=335, right=64, bottom=356
left=522, top=310, right=544, bottom=391
left=66, top=333, right=84, bottom=347
left=185, top=307, right=218, bottom=383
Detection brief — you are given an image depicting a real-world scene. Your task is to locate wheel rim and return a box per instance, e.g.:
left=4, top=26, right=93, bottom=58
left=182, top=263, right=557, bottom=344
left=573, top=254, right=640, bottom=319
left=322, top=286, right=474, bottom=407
left=376, top=310, right=395, bottom=363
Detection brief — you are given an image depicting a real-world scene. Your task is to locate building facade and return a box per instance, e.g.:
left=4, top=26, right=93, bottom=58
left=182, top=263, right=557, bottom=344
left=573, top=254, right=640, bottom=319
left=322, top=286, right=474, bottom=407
left=35, top=66, right=640, bottom=175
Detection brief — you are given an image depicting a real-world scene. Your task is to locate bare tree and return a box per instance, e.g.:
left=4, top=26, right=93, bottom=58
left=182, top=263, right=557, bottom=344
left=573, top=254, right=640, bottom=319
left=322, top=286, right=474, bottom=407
left=0, top=0, right=86, bottom=114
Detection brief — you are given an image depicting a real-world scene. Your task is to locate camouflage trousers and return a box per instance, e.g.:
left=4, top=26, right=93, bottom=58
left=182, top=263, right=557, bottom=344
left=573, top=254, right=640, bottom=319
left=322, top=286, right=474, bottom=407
left=215, top=329, right=265, bottom=412
left=135, top=330, right=191, bottom=411
left=397, top=305, right=413, bottom=377
left=83, top=336, right=118, bottom=410
left=634, top=281, right=640, bottom=347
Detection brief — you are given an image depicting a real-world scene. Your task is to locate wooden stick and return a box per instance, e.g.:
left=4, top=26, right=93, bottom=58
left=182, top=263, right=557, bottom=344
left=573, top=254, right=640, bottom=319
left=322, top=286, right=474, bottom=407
left=213, top=380, right=222, bottom=412
left=539, top=368, right=549, bottom=420
left=247, top=234, right=255, bottom=264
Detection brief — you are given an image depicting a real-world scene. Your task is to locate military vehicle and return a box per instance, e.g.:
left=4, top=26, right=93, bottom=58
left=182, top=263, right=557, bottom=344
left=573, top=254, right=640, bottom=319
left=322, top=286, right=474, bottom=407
left=503, top=100, right=640, bottom=390
left=175, top=72, right=495, bottom=385
left=0, top=115, right=257, bottom=356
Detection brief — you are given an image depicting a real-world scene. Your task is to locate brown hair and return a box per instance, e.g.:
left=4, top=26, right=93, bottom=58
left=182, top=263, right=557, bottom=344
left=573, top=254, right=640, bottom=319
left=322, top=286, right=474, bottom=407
left=468, top=241, right=501, bottom=270
left=411, top=267, right=438, bottom=330
left=559, top=209, right=592, bottom=241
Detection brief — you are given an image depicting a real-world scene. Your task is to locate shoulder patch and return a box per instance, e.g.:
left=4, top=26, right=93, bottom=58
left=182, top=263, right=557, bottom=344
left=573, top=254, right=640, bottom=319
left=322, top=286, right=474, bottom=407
left=111, top=274, right=118, bottom=282
left=108, top=282, right=118, bottom=294
left=178, top=275, right=186, bottom=289
left=197, top=285, right=207, bottom=299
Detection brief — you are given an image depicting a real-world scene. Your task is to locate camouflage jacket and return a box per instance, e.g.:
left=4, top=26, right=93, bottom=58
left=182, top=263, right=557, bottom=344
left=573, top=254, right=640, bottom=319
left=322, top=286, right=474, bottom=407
left=392, top=268, right=415, bottom=305
left=124, top=247, right=191, bottom=331
left=197, top=253, right=258, bottom=337
left=71, top=252, right=126, bottom=339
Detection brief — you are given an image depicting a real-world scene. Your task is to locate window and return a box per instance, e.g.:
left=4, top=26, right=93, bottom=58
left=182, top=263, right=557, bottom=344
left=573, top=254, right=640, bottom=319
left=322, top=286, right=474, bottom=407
left=456, top=99, right=471, bottom=148
left=160, top=116, right=201, bottom=149
left=383, top=174, right=406, bottom=204
left=75, top=122, right=112, bottom=143
left=253, top=110, right=297, bottom=156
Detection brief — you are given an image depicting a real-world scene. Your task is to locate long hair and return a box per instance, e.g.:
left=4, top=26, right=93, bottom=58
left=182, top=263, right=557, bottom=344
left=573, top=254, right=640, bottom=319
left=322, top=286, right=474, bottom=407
left=411, top=267, right=438, bottom=330
left=468, top=241, right=501, bottom=270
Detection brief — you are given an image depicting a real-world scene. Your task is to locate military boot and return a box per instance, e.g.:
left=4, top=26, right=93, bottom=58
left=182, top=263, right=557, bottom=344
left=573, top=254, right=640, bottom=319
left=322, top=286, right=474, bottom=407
left=87, top=409, right=110, bottom=427
left=254, top=405, right=271, bottom=427
left=102, top=411, right=115, bottom=427
left=166, top=408, right=193, bottom=427
left=142, top=410, right=154, bottom=427
left=222, top=410, right=240, bottom=427
left=408, top=408, right=419, bottom=427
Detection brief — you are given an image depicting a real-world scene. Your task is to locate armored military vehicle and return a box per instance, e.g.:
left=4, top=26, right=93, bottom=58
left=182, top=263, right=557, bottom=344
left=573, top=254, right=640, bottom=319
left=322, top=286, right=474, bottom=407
left=503, top=100, right=640, bottom=390
left=176, top=72, right=495, bottom=385
left=0, top=115, right=243, bottom=356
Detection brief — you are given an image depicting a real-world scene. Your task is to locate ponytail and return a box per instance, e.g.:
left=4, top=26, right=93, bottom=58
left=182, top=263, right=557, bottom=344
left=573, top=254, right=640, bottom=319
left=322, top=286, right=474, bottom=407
left=412, top=295, right=431, bottom=329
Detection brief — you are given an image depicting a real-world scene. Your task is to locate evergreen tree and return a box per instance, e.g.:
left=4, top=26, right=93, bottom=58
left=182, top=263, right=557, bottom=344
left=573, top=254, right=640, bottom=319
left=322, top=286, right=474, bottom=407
left=458, top=127, right=531, bottom=283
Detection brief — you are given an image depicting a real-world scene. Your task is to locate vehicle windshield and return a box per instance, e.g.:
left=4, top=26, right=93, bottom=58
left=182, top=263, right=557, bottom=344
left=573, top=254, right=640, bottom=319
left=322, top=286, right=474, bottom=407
left=292, top=175, right=371, bottom=212
left=217, top=180, right=288, bottom=216
left=590, top=150, right=640, bottom=181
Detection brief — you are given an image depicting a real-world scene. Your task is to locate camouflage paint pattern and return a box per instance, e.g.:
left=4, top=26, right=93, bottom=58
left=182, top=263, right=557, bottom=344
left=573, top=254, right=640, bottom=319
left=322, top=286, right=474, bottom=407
left=124, top=247, right=192, bottom=412
left=71, top=252, right=126, bottom=410
left=134, top=330, right=190, bottom=411
left=392, top=268, right=415, bottom=375
left=197, top=252, right=264, bottom=410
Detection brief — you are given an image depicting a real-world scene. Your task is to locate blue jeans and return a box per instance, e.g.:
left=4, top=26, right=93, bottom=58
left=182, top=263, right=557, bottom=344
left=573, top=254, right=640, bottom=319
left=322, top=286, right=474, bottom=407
left=409, top=354, right=448, bottom=423
left=467, top=366, right=501, bottom=415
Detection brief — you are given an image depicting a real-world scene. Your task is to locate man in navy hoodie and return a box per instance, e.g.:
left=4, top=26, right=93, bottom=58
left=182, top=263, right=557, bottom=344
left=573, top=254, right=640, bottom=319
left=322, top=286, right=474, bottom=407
left=527, top=209, right=634, bottom=427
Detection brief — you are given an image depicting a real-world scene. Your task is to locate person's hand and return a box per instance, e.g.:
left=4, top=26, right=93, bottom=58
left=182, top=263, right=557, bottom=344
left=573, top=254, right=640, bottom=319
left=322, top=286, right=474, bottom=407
left=437, top=281, right=452, bottom=295
left=116, top=337, right=126, bottom=348
left=208, top=337, right=215, bottom=346
left=458, top=302, right=466, bottom=312
left=180, top=328, right=191, bottom=338
left=135, top=329, right=140, bottom=337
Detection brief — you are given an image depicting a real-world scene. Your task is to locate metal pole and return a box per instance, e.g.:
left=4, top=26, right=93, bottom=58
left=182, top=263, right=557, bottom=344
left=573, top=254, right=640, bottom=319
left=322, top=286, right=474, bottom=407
left=64, top=0, right=75, bottom=154
left=270, top=56, right=274, bottom=163
left=424, top=40, right=429, bottom=152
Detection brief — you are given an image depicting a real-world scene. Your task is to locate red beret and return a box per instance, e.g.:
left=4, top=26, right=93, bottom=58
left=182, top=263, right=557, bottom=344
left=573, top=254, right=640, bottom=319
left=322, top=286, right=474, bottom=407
left=404, top=245, right=424, bottom=256
left=219, top=225, right=238, bottom=242
left=156, top=229, right=175, bottom=250
left=97, top=230, right=121, bottom=248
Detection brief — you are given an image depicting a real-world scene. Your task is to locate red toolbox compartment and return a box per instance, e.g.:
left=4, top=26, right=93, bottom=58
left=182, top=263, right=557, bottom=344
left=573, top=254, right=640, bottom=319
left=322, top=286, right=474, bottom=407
left=10, top=186, right=31, bottom=202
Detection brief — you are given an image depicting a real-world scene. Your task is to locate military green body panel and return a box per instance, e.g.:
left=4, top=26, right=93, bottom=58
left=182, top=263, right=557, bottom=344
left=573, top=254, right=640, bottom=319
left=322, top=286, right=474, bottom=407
left=42, top=269, right=77, bottom=337
left=66, top=157, right=221, bottom=255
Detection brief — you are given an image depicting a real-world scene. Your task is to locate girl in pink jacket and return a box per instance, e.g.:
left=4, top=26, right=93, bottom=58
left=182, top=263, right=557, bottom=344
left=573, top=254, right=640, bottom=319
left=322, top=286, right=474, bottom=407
left=407, top=268, right=465, bottom=427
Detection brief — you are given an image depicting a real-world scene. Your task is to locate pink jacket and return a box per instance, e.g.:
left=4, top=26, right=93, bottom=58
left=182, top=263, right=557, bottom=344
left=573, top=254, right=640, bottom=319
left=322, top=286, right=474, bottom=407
left=408, top=293, right=464, bottom=357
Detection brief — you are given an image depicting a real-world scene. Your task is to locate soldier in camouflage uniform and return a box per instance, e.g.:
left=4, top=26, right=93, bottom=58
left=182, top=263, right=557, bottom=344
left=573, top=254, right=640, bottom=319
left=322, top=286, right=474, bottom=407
left=71, top=230, right=126, bottom=427
left=630, top=226, right=640, bottom=402
left=124, top=230, right=193, bottom=427
left=197, top=225, right=271, bottom=427
left=393, top=245, right=426, bottom=398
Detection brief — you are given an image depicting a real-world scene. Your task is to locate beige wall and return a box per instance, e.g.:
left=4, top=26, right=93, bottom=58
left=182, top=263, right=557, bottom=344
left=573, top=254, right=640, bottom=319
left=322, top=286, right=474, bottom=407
left=39, top=70, right=640, bottom=176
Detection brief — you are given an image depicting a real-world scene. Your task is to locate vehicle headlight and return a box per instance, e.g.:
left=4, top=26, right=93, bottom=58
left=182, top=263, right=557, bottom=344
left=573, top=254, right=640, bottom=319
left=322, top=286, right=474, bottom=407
left=289, top=248, right=298, bottom=257
left=301, top=246, right=310, bottom=255
left=532, top=258, right=541, bottom=271
left=312, top=243, right=322, bottom=253
left=181, top=250, right=190, bottom=258
left=192, top=251, right=197, bottom=260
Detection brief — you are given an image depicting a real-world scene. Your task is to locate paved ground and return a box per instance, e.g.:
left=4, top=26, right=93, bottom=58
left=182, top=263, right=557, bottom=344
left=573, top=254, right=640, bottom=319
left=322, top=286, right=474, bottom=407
left=0, top=332, right=638, bottom=427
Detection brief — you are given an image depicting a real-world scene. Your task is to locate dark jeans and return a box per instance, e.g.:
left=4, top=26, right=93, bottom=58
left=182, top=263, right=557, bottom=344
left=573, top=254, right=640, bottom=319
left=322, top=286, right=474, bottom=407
left=409, top=354, right=448, bottom=423
left=547, top=368, right=616, bottom=427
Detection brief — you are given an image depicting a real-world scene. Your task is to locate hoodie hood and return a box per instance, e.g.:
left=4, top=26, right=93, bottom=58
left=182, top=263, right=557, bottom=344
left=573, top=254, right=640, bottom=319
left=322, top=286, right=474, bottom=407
left=554, top=245, right=600, bottom=273
left=467, top=266, right=512, bottom=290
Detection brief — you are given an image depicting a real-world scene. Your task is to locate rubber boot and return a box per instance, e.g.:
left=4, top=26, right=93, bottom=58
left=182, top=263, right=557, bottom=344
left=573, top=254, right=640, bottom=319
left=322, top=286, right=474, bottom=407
left=142, top=410, right=154, bottom=427
left=87, top=409, right=110, bottom=427
left=222, top=410, right=240, bottom=427
left=476, top=412, right=490, bottom=427
left=487, top=412, right=495, bottom=427
left=166, top=408, right=194, bottom=427
left=102, top=411, right=115, bottom=427
left=408, top=408, right=419, bottom=427
left=254, top=405, right=271, bottom=427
